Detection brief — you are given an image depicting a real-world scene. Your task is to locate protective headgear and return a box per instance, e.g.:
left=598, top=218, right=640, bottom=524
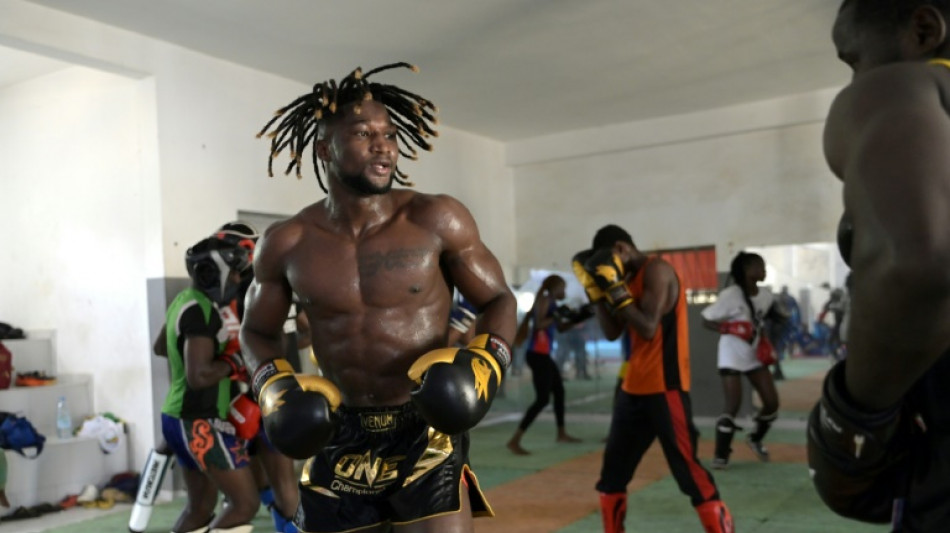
left=185, top=236, right=251, bottom=304
left=215, top=221, right=259, bottom=264
left=216, top=221, right=259, bottom=290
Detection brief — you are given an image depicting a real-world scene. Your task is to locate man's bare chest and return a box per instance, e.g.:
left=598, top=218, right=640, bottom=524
left=287, top=231, right=445, bottom=310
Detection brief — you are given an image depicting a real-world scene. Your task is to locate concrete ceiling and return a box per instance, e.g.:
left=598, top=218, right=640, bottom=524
left=19, top=0, right=850, bottom=141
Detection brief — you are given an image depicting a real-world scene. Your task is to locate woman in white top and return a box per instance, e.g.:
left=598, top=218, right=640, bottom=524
left=701, top=251, right=781, bottom=469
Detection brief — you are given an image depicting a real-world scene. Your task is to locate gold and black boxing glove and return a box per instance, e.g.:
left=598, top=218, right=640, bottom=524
left=583, top=248, right=635, bottom=312
left=572, top=250, right=604, bottom=303
left=252, top=358, right=342, bottom=460
left=408, top=333, right=511, bottom=435
left=806, top=361, right=912, bottom=523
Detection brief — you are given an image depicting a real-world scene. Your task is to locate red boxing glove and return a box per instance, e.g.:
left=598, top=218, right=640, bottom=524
left=228, top=393, right=261, bottom=440
left=220, top=352, right=249, bottom=382
left=756, top=337, right=777, bottom=366
left=718, top=321, right=754, bottom=343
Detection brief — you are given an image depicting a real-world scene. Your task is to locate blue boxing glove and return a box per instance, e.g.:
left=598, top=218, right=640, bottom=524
left=449, top=297, right=478, bottom=335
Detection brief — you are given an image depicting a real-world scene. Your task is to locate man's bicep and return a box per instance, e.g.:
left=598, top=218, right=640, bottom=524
left=243, top=229, right=294, bottom=334
left=243, top=278, right=293, bottom=335
left=439, top=204, right=508, bottom=306
left=449, top=244, right=511, bottom=310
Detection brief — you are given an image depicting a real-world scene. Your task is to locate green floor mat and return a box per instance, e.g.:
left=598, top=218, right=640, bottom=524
left=557, top=463, right=891, bottom=533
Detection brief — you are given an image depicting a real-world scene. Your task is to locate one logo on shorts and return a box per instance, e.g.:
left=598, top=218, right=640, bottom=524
left=332, top=450, right=404, bottom=493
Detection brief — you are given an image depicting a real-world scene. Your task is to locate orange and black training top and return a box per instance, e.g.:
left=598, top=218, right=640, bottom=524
left=620, top=258, right=691, bottom=395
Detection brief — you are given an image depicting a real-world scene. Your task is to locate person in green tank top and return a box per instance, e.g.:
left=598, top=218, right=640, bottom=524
left=160, top=234, right=259, bottom=533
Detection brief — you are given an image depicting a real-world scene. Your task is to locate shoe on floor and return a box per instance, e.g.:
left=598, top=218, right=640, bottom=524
left=59, top=494, right=79, bottom=509
left=77, top=484, right=99, bottom=503
left=29, top=503, right=62, bottom=515
left=711, top=456, right=729, bottom=470
left=746, top=436, right=770, bottom=462
left=101, top=487, right=132, bottom=503
left=1, top=506, right=39, bottom=521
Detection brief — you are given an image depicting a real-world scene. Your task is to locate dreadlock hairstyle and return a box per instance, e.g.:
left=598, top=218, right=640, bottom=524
left=256, top=62, right=439, bottom=193
left=728, top=251, right=766, bottom=333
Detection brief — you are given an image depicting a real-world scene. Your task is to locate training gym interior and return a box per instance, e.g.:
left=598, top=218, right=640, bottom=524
left=0, top=1, right=882, bottom=532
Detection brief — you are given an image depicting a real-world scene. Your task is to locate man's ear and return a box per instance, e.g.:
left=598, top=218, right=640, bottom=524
left=612, top=241, right=628, bottom=259
left=315, top=138, right=331, bottom=163
left=910, top=5, right=948, bottom=52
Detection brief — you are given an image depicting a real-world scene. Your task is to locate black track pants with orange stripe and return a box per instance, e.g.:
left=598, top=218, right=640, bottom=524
left=597, top=390, right=720, bottom=506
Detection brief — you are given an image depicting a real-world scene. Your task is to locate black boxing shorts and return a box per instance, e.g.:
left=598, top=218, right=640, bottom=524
left=295, top=402, right=493, bottom=532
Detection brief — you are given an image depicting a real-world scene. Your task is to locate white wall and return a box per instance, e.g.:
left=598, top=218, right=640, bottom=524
left=0, top=67, right=158, bottom=454
left=508, top=89, right=844, bottom=276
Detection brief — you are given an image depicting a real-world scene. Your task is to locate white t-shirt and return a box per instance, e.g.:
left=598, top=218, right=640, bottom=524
left=701, top=285, right=775, bottom=372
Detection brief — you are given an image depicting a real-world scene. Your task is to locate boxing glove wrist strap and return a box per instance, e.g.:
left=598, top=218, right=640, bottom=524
left=251, top=358, right=295, bottom=399
left=812, top=361, right=902, bottom=467
left=467, top=333, right=512, bottom=373
left=604, top=283, right=634, bottom=312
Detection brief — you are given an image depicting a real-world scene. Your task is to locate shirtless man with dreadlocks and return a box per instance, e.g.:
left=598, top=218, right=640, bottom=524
left=239, top=63, right=517, bottom=533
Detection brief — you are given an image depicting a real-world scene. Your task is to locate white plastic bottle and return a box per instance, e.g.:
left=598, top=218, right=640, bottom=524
left=56, top=396, right=72, bottom=439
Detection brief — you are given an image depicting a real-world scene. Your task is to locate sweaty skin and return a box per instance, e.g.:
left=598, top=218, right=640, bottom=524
left=825, top=4, right=950, bottom=411
left=240, top=101, right=516, bottom=408
left=594, top=243, right=678, bottom=343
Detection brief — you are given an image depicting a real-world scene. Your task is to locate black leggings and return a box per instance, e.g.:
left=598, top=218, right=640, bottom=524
left=518, top=351, right=566, bottom=431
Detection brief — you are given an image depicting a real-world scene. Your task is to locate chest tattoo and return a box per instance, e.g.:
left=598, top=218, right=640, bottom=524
left=358, top=248, right=430, bottom=278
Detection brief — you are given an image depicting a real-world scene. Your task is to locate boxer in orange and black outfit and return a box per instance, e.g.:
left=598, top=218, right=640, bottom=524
left=573, top=224, right=733, bottom=533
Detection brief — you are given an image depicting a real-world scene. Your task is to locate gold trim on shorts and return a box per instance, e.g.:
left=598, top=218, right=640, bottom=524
left=403, top=427, right=453, bottom=486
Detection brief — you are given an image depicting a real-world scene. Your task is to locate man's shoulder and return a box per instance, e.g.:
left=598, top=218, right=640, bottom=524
left=403, top=189, right=459, bottom=209
left=402, top=190, right=468, bottom=222
left=835, top=62, right=943, bottom=114
left=258, top=210, right=322, bottom=254
left=645, top=256, right=676, bottom=278
left=169, top=288, right=214, bottom=322
left=171, top=287, right=206, bottom=306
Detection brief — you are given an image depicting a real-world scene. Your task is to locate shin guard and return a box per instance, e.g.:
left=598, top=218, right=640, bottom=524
left=751, top=411, right=778, bottom=442
left=599, top=492, right=627, bottom=533
left=128, top=447, right=174, bottom=532
left=696, top=500, right=734, bottom=533
left=714, top=415, right=740, bottom=460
